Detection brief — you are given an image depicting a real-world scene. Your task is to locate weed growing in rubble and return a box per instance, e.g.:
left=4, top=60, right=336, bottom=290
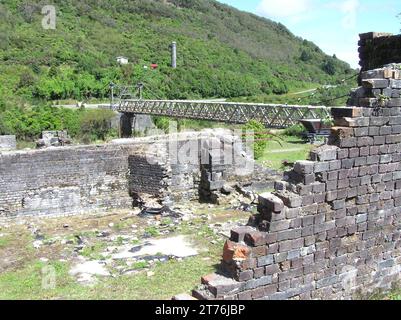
left=144, top=227, right=160, bottom=238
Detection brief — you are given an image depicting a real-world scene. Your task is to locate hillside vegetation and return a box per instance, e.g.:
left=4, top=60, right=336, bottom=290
left=0, top=0, right=353, bottom=105
left=0, top=0, right=355, bottom=142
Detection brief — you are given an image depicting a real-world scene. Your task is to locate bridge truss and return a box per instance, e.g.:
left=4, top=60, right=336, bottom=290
left=116, top=99, right=331, bottom=128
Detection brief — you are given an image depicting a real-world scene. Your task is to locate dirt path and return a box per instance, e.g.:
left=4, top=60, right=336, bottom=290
left=270, top=148, right=304, bottom=153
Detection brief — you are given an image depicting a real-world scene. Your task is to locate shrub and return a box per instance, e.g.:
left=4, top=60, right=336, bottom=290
left=243, top=120, right=269, bottom=160
left=0, top=106, right=116, bottom=142
left=283, top=124, right=307, bottom=137
left=322, top=59, right=336, bottom=75
left=153, top=116, right=171, bottom=132
left=79, top=109, right=116, bottom=142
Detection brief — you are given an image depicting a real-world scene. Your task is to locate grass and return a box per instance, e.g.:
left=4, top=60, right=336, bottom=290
left=16, top=141, right=36, bottom=150
left=144, top=226, right=160, bottom=238
left=80, top=242, right=108, bottom=261
left=0, top=205, right=240, bottom=300
left=0, top=244, right=219, bottom=300
left=0, top=237, right=10, bottom=248
left=258, top=134, right=314, bottom=171
left=368, top=285, right=401, bottom=301
left=386, top=291, right=401, bottom=300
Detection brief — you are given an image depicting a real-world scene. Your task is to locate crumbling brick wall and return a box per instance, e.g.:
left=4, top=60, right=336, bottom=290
left=0, top=143, right=167, bottom=218
left=359, top=32, right=401, bottom=72
left=0, top=135, right=16, bottom=151
left=190, top=65, right=401, bottom=300
left=0, top=131, right=251, bottom=218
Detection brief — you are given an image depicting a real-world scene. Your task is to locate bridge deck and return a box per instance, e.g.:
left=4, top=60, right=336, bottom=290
left=116, top=99, right=332, bottom=128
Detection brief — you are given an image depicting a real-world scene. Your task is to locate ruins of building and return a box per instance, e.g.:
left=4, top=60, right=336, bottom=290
left=0, top=129, right=255, bottom=218
left=0, top=135, right=16, bottom=151
left=36, top=131, right=72, bottom=148
left=179, top=61, right=401, bottom=300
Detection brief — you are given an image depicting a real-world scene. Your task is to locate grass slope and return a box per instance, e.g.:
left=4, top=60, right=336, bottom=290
left=0, top=0, right=353, bottom=107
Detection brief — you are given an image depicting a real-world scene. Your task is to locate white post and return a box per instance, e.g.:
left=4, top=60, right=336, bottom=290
left=171, top=41, right=177, bottom=69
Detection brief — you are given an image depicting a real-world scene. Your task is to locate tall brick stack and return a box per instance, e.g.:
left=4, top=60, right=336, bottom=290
left=359, top=32, right=401, bottom=72
left=186, top=65, right=401, bottom=300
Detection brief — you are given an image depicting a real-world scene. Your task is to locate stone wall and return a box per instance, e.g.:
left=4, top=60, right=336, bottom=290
left=0, top=130, right=252, bottom=218
left=0, top=142, right=165, bottom=218
left=0, top=135, right=16, bottom=151
left=190, top=65, right=401, bottom=300
left=359, top=32, right=401, bottom=72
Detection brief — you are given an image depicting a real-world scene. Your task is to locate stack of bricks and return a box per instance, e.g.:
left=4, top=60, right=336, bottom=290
left=186, top=65, right=401, bottom=300
left=359, top=32, right=401, bottom=73
left=199, top=148, right=228, bottom=203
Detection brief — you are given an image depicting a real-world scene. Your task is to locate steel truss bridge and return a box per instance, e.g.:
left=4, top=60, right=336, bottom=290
left=115, top=99, right=331, bottom=128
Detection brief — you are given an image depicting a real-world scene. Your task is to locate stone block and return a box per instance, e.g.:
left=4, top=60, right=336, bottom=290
left=276, top=191, right=303, bottom=208
left=0, top=135, right=16, bottom=150
left=310, top=145, right=338, bottom=162
left=337, top=149, right=349, bottom=159
left=244, top=231, right=267, bottom=247
left=294, top=161, right=315, bottom=175
left=223, top=240, right=251, bottom=263
left=390, top=79, right=401, bottom=89
left=259, top=193, right=284, bottom=213
left=230, top=226, right=256, bottom=243
left=202, top=273, right=244, bottom=297
left=354, top=127, right=369, bottom=137
left=361, top=69, right=385, bottom=79
left=362, top=79, right=389, bottom=89
left=257, top=255, right=274, bottom=267
left=269, top=220, right=290, bottom=232
left=331, top=107, right=363, bottom=119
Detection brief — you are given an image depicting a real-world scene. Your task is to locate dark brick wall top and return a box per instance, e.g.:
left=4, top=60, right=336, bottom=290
left=359, top=32, right=401, bottom=72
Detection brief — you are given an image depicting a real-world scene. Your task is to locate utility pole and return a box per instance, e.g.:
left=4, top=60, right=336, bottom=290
left=171, top=41, right=177, bottom=69
left=137, top=83, right=144, bottom=100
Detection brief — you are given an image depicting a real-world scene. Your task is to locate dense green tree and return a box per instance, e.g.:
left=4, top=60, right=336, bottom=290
left=0, top=0, right=353, bottom=105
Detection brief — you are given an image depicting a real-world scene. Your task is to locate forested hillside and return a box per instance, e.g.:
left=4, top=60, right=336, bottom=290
left=0, top=0, right=353, bottom=106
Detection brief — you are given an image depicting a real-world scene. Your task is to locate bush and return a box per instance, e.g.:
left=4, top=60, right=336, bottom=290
left=283, top=124, right=307, bottom=138
left=243, top=120, right=268, bottom=160
left=153, top=116, right=171, bottom=133
left=0, top=106, right=116, bottom=142
left=0, top=117, right=10, bottom=135
left=79, top=109, right=116, bottom=142
left=322, top=59, right=336, bottom=75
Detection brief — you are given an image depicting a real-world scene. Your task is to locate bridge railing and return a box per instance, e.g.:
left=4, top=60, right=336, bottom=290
left=116, top=99, right=332, bottom=128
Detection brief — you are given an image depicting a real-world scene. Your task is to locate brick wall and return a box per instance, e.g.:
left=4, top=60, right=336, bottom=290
left=359, top=32, right=401, bottom=72
left=0, top=131, right=251, bottom=218
left=189, top=65, right=401, bottom=300
left=0, top=135, right=16, bottom=151
left=0, top=142, right=167, bottom=218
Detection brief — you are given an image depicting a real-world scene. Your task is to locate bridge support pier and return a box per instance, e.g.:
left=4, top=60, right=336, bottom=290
left=119, top=113, right=134, bottom=138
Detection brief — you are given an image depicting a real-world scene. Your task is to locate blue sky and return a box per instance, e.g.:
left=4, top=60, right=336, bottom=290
left=218, top=0, right=401, bottom=68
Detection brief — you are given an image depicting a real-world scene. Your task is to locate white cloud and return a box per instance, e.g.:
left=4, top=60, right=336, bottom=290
left=256, top=0, right=312, bottom=21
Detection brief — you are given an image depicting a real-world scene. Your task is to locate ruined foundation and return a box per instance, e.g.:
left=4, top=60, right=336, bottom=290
left=187, top=65, right=401, bottom=300
left=0, top=130, right=253, bottom=218
left=0, top=135, right=16, bottom=151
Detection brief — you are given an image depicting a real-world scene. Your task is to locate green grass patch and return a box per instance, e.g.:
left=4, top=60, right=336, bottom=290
left=0, top=237, right=10, bottom=248
left=0, top=260, right=81, bottom=300
left=144, top=226, right=160, bottom=238
left=258, top=135, right=314, bottom=171
left=0, top=254, right=217, bottom=300
left=132, top=261, right=149, bottom=270
left=80, top=242, right=108, bottom=261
